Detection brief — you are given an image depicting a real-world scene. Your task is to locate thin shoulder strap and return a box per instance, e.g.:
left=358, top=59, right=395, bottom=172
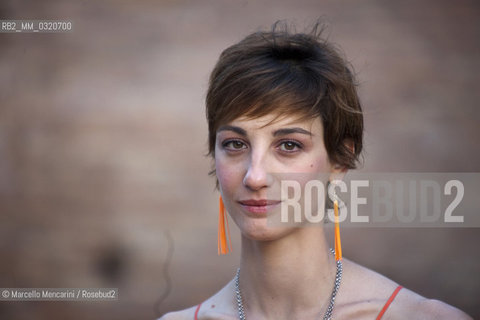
left=194, top=303, right=202, bottom=320
left=376, top=285, right=403, bottom=320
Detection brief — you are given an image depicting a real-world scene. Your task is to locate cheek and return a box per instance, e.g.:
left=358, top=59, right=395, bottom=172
left=215, top=156, right=243, bottom=193
left=309, top=156, right=330, bottom=172
left=293, top=152, right=330, bottom=174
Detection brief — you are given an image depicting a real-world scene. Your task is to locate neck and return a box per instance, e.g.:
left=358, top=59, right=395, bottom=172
left=238, top=227, right=336, bottom=319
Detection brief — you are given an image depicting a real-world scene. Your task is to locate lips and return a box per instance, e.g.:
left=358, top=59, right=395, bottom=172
left=238, top=199, right=280, bottom=206
left=237, top=199, right=281, bottom=214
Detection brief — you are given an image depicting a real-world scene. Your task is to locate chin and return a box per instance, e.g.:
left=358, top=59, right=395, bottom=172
left=238, top=219, right=296, bottom=242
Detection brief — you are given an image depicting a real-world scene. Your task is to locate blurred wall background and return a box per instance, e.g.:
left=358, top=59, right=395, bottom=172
left=0, top=0, right=479, bottom=319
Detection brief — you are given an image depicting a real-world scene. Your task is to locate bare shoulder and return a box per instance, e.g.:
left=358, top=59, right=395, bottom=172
left=388, top=289, right=473, bottom=320
left=340, top=258, right=403, bottom=302
left=338, top=259, right=472, bottom=319
left=157, top=305, right=197, bottom=320
left=418, top=298, right=472, bottom=319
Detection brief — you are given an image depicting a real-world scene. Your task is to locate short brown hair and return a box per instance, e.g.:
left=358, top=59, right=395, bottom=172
left=206, top=22, right=363, bottom=176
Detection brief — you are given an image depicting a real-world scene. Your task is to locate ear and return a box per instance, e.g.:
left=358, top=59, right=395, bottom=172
left=343, top=138, right=355, bottom=156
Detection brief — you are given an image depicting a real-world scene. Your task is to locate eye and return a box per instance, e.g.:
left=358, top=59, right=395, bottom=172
left=223, top=139, right=247, bottom=151
left=278, top=140, right=302, bottom=153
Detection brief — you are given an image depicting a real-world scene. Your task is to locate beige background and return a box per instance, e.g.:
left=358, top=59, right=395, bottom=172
left=0, top=0, right=479, bottom=319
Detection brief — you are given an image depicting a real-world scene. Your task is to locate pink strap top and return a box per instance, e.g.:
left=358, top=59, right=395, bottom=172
left=194, top=302, right=201, bottom=320
left=194, top=285, right=403, bottom=320
left=376, top=285, right=403, bottom=319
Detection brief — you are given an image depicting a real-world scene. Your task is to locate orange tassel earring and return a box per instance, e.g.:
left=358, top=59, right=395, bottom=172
left=218, top=195, right=232, bottom=255
left=333, top=198, right=343, bottom=261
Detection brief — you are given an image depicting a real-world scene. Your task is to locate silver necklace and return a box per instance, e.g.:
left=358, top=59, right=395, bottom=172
left=234, top=248, right=342, bottom=320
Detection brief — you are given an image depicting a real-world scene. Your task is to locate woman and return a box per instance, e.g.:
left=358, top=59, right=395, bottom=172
left=161, top=23, right=472, bottom=320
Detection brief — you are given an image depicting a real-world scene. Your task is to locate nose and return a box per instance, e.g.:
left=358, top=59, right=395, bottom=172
left=243, top=153, right=272, bottom=191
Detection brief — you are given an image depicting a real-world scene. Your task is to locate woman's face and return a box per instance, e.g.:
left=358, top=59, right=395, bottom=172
left=215, top=113, right=338, bottom=241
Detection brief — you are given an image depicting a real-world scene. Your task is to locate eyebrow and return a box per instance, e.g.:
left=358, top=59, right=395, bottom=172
left=217, top=125, right=312, bottom=137
left=217, top=125, right=247, bottom=136
left=273, top=127, right=313, bottom=137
